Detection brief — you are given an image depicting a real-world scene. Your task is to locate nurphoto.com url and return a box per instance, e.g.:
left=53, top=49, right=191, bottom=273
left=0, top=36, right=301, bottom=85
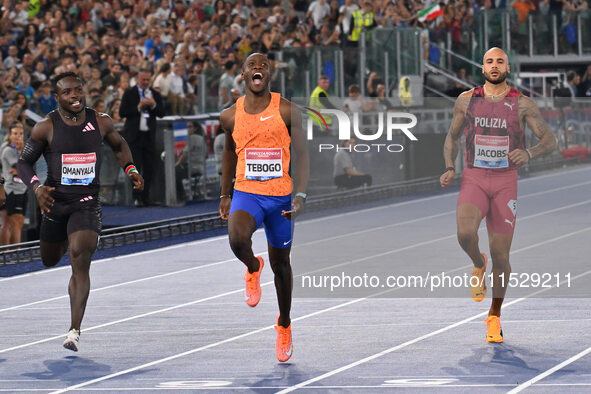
left=301, top=272, right=572, bottom=293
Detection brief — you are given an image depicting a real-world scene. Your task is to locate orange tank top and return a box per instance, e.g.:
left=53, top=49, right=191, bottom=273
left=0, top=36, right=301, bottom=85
left=233, top=92, right=292, bottom=196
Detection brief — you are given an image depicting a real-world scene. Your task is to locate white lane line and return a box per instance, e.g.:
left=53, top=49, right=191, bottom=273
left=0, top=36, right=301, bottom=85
left=48, top=231, right=591, bottom=393
left=0, top=257, right=241, bottom=313
left=507, top=346, right=591, bottom=393
left=276, top=268, right=591, bottom=394
left=48, top=298, right=367, bottom=394
left=2, top=166, right=589, bottom=284
left=3, top=177, right=589, bottom=315
left=2, top=201, right=590, bottom=354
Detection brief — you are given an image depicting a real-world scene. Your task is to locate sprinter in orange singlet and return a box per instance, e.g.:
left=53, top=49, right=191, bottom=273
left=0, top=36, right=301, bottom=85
left=218, top=53, right=309, bottom=362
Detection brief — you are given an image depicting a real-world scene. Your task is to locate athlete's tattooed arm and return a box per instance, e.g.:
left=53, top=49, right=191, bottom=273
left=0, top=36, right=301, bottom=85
left=518, top=96, right=558, bottom=161
left=441, top=91, right=471, bottom=189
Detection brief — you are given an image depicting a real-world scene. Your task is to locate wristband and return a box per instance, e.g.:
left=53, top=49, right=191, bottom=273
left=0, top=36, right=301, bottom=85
left=295, top=192, right=307, bottom=201
left=0, top=178, right=4, bottom=185
left=446, top=167, right=455, bottom=172
left=220, top=194, right=231, bottom=199
left=526, top=149, right=533, bottom=160
left=125, top=164, right=138, bottom=176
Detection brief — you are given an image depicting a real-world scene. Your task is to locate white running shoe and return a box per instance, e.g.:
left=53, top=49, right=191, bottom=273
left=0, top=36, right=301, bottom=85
left=63, top=329, right=80, bottom=352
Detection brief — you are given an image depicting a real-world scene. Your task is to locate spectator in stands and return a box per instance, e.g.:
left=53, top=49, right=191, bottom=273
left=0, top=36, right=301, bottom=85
left=1, top=122, right=27, bottom=246
left=31, top=81, right=57, bottom=116
left=175, top=121, right=206, bottom=201
left=580, top=64, right=591, bottom=97
left=343, top=83, right=376, bottom=113
left=169, top=62, right=188, bottom=115
left=119, top=68, right=166, bottom=206
left=307, top=0, right=332, bottom=30
left=339, top=0, right=360, bottom=41
left=214, top=127, right=225, bottom=177
left=221, top=87, right=241, bottom=111
left=219, top=60, right=237, bottom=109
left=333, top=137, right=373, bottom=190
left=153, top=62, right=173, bottom=114
left=566, top=70, right=580, bottom=97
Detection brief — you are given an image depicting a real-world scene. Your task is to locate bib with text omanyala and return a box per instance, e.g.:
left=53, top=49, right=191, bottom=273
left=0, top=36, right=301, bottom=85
left=244, top=148, right=283, bottom=181
left=61, top=153, right=96, bottom=185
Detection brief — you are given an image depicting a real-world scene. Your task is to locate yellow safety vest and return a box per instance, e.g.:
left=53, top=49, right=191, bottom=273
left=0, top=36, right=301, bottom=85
left=399, top=76, right=413, bottom=107
left=309, top=86, right=332, bottom=125
left=350, top=10, right=374, bottom=42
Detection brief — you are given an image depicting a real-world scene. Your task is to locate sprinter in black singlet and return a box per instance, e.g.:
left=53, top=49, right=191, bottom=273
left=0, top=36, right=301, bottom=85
left=17, top=72, right=144, bottom=352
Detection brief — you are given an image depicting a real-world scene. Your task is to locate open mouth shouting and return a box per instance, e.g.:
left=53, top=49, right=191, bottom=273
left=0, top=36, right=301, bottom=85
left=252, top=72, right=264, bottom=87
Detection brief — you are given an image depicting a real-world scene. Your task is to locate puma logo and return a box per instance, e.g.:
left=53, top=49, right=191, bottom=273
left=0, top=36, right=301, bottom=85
left=504, top=218, right=515, bottom=228
left=504, top=102, right=514, bottom=111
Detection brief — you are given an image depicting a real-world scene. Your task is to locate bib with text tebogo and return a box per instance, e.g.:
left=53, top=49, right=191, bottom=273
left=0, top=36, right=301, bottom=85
left=61, top=153, right=96, bottom=185
left=244, top=148, right=283, bottom=181
left=474, top=135, right=509, bottom=168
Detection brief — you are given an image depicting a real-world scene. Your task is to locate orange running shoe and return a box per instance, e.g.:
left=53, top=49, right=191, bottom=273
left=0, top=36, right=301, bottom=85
left=275, top=317, right=293, bottom=362
left=484, top=315, right=503, bottom=343
left=470, top=253, right=488, bottom=302
left=244, top=256, right=264, bottom=307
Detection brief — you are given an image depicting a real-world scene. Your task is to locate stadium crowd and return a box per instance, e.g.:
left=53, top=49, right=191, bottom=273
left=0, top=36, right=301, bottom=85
left=1, top=0, right=590, bottom=130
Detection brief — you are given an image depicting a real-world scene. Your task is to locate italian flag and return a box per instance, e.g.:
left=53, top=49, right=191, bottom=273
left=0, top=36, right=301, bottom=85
left=417, top=4, right=443, bottom=22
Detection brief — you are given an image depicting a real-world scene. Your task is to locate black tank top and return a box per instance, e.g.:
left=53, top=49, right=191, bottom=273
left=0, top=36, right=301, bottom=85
left=46, top=108, right=103, bottom=201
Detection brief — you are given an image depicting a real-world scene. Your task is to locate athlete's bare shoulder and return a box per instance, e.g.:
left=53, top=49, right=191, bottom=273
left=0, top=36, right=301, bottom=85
left=454, top=89, right=473, bottom=114
left=459, top=88, right=475, bottom=98
left=220, top=104, right=236, bottom=133
left=30, top=116, right=53, bottom=142
left=92, top=108, right=115, bottom=136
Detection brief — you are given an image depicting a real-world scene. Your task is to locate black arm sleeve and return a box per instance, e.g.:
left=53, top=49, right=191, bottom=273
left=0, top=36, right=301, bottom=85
left=17, top=137, right=46, bottom=190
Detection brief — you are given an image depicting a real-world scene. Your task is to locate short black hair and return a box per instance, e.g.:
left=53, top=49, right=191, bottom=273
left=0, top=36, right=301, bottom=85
left=52, top=72, right=84, bottom=94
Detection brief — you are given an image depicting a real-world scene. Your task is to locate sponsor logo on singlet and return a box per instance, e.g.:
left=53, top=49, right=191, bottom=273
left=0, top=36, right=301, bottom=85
left=61, top=153, right=96, bottom=185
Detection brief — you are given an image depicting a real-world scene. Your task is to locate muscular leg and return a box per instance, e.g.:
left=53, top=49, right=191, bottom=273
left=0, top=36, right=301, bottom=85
left=8, top=213, right=25, bottom=244
left=40, top=240, right=68, bottom=267
left=67, top=230, right=98, bottom=331
left=487, top=231, right=513, bottom=317
left=268, top=243, right=292, bottom=328
left=457, top=204, right=486, bottom=268
left=0, top=210, right=9, bottom=245
left=228, top=210, right=260, bottom=273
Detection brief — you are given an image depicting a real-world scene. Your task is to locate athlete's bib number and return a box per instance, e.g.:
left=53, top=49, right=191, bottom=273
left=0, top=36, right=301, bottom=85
left=474, top=135, right=509, bottom=168
left=245, top=148, right=282, bottom=181
left=61, top=153, right=96, bottom=185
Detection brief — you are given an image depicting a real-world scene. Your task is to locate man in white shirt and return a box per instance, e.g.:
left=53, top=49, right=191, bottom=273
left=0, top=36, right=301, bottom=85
left=307, top=0, right=331, bottom=30
left=168, top=62, right=187, bottom=115
left=339, top=0, right=359, bottom=37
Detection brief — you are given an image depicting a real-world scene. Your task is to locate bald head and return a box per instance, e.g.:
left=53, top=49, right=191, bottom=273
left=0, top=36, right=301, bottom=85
left=483, top=47, right=508, bottom=64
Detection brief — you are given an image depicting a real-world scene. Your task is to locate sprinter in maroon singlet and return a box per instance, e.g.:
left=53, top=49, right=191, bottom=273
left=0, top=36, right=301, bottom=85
left=440, top=48, right=557, bottom=343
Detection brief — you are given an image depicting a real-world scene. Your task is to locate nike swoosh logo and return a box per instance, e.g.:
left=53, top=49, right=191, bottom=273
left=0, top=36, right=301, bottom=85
left=260, top=115, right=274, bottom=121
left=285, top=346, right=293, bottom=357
left=283, top=240, right=292, bottom=246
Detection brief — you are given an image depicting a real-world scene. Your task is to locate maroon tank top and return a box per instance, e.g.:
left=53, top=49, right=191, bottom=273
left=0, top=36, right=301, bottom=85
left=464, top=86, right=524, bottom=170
